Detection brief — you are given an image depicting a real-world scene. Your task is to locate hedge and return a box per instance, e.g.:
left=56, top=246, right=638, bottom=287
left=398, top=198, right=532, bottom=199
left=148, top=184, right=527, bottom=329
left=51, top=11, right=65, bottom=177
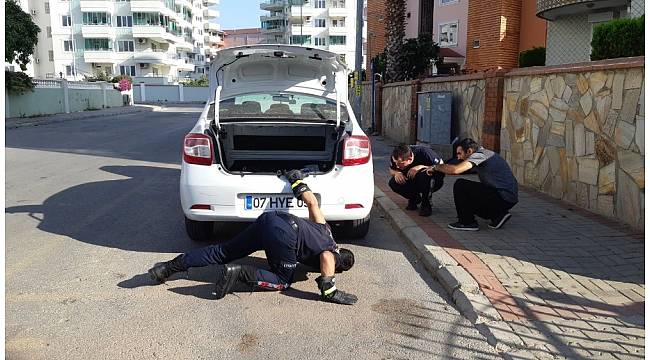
left=591, top=16, right=644, bottom=61
left=519, top=47, right=546, bottom=67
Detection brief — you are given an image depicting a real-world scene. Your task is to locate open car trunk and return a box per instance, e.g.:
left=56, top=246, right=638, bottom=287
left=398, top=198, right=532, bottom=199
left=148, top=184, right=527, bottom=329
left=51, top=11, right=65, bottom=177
left=215, top=122, right=345, bottom=174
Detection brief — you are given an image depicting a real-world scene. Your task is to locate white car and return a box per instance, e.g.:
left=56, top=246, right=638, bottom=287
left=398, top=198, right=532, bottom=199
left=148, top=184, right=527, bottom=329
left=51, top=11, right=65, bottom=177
left=180, top=45, right=374, bottom=241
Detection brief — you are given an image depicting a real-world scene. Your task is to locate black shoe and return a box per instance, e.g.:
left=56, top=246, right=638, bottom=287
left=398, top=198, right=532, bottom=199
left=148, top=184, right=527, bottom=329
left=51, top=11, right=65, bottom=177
left=213, top=264, right=256, bottom=299
left=488, top=213, right=512, bottom=229
left=148, top=255, right=186, bottom=283
left=406, top=197, right=420, bottom=211
left=447, top=221, right=479, bottom=231
left=418, top=202, right=432, bottom=217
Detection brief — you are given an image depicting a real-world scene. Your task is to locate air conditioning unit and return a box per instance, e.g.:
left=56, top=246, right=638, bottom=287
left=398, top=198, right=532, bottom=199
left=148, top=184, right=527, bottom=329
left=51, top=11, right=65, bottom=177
left=31, top=9, right=37, bottom=15
left=137, top=38, right=147, bottom=44
left=94, top=63, right=102, bottom=68
left=139, top=63, right=149, bottom=69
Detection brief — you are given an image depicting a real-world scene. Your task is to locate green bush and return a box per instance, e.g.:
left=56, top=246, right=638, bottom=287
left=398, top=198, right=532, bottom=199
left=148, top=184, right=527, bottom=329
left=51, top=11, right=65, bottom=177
left=519, top=47, right=546, bottom=67
left=5, top=70, right=34, bottom=94
left=182, top=75, right=208, bottom=87
left=591, top=16, right=644, bottom=61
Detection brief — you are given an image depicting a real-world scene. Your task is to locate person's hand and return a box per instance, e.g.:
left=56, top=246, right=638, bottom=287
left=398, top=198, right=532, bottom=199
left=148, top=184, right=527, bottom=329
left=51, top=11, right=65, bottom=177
left=407, top=165, right=426, bottom=179
left=426, top=166, right=435, bottom=176
left=394, top=172, right=407, bottom=185
left=283, top=169, right=310, bottom=199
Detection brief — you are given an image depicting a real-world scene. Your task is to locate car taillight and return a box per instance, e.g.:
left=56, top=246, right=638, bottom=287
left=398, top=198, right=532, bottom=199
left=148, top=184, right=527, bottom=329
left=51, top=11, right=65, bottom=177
left=183, top=133, right=213, bottom=166
left=342, top=135, right=371, bottom=166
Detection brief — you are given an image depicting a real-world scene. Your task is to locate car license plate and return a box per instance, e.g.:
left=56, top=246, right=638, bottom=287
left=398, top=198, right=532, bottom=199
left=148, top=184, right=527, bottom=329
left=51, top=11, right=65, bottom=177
left=243, top=194, right=317, bottom=210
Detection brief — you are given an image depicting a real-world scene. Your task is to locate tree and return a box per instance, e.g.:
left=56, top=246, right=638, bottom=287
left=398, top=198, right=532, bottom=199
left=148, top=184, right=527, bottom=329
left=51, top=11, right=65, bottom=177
left=402, top=34, right=439, bottom=80
left=6, top=0, right=40, bottom=71
left=182, top=75, right=209, bottom=87
left=384, top=0, right=406, bottom=82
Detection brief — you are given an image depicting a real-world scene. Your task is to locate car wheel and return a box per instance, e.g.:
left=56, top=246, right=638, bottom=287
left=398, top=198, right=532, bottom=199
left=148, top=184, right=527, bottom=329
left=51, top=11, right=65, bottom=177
left=346, top=214, right=371, bottom=239
left=185, top=217, right=214, bottom=241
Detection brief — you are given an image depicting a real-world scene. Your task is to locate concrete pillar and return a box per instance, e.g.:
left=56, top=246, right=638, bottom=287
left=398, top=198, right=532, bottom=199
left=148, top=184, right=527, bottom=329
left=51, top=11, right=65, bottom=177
left=101, top=82, right=108, bottom=108
left=140, top=83, right=146, bottom=102
left=62, top=79, right=70, bottom=113
left=5, top=92, right=11, bottom=118
left=179, top=83, right=184, bottom=102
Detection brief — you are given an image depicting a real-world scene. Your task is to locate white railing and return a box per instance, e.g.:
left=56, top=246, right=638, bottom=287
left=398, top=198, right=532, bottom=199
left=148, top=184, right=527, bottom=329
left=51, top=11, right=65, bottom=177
left=33, top=79, right=62, bottom=88
left=68, top=81, right=104, bottom=89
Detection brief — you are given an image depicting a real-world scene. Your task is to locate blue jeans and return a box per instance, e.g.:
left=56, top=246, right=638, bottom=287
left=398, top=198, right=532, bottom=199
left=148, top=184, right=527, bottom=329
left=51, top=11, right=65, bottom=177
left=182, top=212, right=299, bottom=289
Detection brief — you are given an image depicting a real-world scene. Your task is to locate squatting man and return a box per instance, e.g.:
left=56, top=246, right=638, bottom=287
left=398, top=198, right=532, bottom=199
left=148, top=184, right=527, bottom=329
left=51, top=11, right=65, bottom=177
left=148, top=170, right=358, bottom=305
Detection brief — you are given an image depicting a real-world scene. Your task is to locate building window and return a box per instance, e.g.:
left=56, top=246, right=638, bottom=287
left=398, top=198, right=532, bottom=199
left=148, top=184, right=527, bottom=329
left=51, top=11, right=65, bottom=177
left=65, top=65, right=75, bottom=76
left=290, top=35, right=311, bottom=45
left=440, top=0, right=458, bottom=4
left=438, top=21, right=458, bottom=47
left=315, top=0, right=326, bottom=8
left=331, top=0, right=345, bottom=8
left=329, top=35, right=346, bottom=45
left=48, top=50, right=54, bottom=62
left=62, top=15, right=72, bottom=27
left=45, top=2, right=50, bottom=13
left=117, top=40, right=134, bottom=52
left=63, top=40, right=74, bottom=52
left=84, top=38, right=111, bottom=50
left=315, top=18, right=326, bottom=27
left=82, top=12, right=111, bottom=25
left=332, top=19, right=345, bottom=27
left=46, top=26, right=52, bottom=38
left=120, top=65, right=136, bottom=76
left=314, top=37, right=326, bottom=46
left=116, top=16, right=133, bottom=27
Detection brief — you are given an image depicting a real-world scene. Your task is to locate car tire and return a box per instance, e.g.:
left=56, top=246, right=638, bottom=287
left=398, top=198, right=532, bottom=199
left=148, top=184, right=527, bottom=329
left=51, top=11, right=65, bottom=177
left=346, top=214, right=371, bottom=239
left=185, top=217, right=214, bottom=241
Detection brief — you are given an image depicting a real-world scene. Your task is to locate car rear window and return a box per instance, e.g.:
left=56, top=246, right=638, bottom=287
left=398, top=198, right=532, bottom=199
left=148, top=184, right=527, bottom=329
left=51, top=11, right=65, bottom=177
left=207, top=92, right=349, bottom=122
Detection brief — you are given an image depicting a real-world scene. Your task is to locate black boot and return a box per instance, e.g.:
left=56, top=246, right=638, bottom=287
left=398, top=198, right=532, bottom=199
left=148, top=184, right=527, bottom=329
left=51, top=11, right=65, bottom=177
left=419, top=200, right=432, bottom=217
left=406, top=196, right=421, bottom=211
left=213, top=264, right=257, bottom=299
left=148, top=255, right=187, bottom=283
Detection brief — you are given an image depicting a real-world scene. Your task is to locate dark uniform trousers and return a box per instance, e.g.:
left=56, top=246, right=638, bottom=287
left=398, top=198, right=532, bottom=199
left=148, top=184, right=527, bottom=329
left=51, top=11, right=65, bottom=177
left=182, top=212, right=298, bottom=290
left=389, top=171, right=445, bottom=203
left=453, top=179, right=515, bottom=224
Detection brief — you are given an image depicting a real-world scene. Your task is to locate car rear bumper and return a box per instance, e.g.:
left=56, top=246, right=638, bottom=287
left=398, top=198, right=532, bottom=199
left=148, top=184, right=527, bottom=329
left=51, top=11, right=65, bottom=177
left=180, top=162, right=374, bottom=222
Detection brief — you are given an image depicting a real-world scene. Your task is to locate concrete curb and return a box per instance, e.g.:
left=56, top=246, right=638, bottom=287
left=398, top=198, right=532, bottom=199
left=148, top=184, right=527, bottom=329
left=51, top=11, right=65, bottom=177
left=5, top=105, right=161, bottom=129
left=373, top=185, right=525, bottom=355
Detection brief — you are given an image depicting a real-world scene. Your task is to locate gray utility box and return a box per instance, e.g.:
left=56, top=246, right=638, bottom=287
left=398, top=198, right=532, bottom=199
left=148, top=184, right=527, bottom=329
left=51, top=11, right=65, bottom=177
left=417, top=91, right=452, bottom=145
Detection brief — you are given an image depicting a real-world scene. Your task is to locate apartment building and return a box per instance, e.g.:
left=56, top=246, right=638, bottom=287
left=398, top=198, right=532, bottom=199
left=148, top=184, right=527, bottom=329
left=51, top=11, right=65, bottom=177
left=259, top=0, right=361, bottom=67
left=25, top=0, right=223, bottom=83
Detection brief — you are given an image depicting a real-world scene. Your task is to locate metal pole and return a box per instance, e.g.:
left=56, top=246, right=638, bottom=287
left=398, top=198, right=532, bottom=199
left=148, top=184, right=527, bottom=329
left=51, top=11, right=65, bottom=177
left=354, top=0, right=363, bottom=119
left=371, top=60, right=375, bottom=134
left=300, top=0, right=303, bottom=41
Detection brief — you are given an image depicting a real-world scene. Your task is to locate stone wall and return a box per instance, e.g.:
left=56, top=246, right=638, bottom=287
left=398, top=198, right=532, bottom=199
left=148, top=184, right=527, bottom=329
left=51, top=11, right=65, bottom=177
left=501, top=57, right=645, bottom=229
left=382, top=81, right=414, bottom=144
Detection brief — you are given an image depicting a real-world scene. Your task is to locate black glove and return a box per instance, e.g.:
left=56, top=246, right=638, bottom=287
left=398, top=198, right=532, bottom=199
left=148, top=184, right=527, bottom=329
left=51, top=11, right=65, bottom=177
left=283, top=170, right=311, bottom=199
left=315, top=276, right=358, bottom=305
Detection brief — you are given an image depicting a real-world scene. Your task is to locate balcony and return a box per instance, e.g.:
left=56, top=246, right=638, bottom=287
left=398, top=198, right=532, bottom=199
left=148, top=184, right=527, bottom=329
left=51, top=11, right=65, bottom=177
left=204, top=34, right=221, bottom=45
left=290, top=24, right=321, bottom=35
left=261, top=14, right=287, bottom=22
left=290, top=6, right=317, bottom=17
left=204, top=0, right=220, bottom=4
left=328, top=7, right=347, bottom=17
left=203, top=9, right=219, bottom=18
left=176, top=39, right=195, bottom=50
left=203, top=22, right=221, bottom=31
left=176, top=0, right=192, bottom=8
left=84, top=50, right=116, bottom=63
left=262, top=26, right=286, bottom=34
left=132, top=25, right=180, bottom=43
left=130, top=0, right=175, bottom=17
left=79, top=0, right=114, bottom=12
left=328, top=26, right=347, bottom=35
left=177, top=59, right=195, bottom=71
left=81, top=25, right=115, bottom=38
left=536, top=0, right=627, bottom=20
left=260, top=0, right=287, bottom=11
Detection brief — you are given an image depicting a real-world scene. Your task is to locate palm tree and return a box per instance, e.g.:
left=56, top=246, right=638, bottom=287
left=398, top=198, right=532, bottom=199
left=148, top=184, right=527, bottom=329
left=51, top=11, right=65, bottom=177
left=384, top=0, right=406, bottom=82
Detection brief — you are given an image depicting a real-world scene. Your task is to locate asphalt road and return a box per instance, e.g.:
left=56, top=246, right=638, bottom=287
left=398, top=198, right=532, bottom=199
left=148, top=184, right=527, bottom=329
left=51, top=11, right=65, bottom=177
left=5, top=105, right=500, bottom=359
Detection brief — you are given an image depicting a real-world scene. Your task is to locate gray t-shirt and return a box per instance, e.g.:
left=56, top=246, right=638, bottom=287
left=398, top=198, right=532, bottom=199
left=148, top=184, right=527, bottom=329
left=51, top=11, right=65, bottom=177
left=466, top=148, right=518, bottom=204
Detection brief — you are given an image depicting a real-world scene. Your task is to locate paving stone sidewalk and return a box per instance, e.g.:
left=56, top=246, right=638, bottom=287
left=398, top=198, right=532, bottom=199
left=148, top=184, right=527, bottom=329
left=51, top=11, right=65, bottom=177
left=5, top=105, right=159, bottom=129
left=371, top=135, right=645, bottom=359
